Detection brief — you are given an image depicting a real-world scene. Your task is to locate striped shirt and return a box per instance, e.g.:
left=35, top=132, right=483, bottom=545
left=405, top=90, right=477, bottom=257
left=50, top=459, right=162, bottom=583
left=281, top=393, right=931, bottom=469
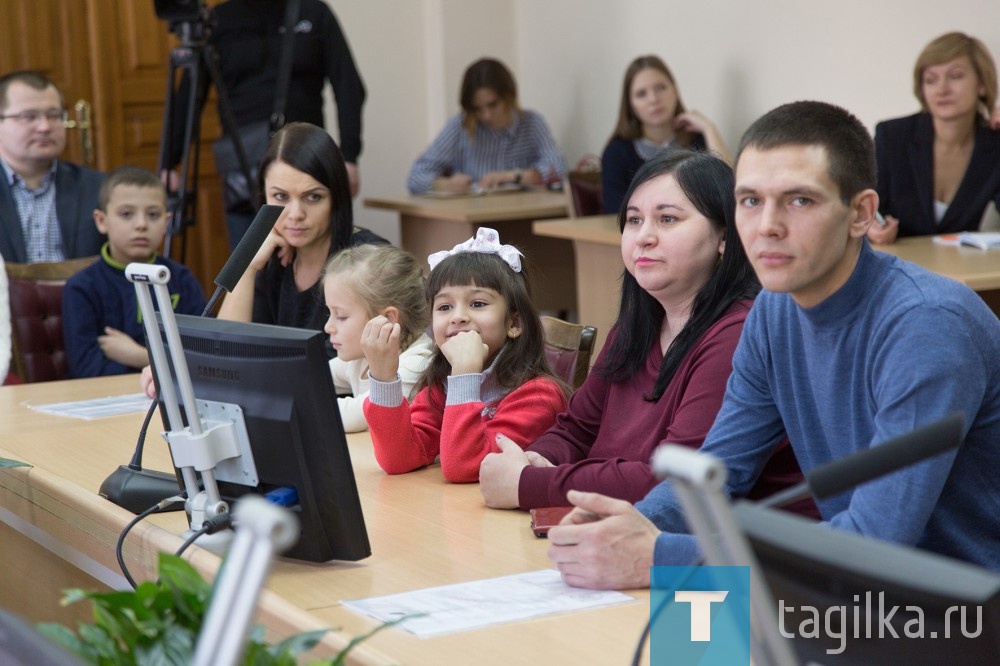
left=1, top=159, right=64, bottom=262
left=407, top=109, right=567, bottom=193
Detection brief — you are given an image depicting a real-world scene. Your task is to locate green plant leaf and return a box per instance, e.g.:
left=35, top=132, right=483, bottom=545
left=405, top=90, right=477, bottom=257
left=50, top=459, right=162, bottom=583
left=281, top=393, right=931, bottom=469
left=35, top=622, right=83, bottom=655
left=135, top=623, right=196, bottom=666
left=245, top=640, right=294, bottom=666
left=60, top=588, right=91, bottom=606
left=325, top=615, right=418, bottom=666
left=270, top=628, right=327, bottom=657
left=159, top=560, right=210, bottom=626
left=158, top=553, right=210, bottom=596
left=36, top=550, right=400, bottom=666
left=92, top=597, right=136, bottom=629
left=77, top=622, right=124, bottom=662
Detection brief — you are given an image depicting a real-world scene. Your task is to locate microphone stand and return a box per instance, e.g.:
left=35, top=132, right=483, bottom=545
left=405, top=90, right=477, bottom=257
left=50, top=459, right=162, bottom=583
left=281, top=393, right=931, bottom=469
left=100, top=204, right=283, bottom=515
left=647, top=414, right=966, bottom=664
left=191, top=495, right=299, bottom=666
left=127, top=263, right=249, bottom=553
left=652, top=445, right=799, bottom=666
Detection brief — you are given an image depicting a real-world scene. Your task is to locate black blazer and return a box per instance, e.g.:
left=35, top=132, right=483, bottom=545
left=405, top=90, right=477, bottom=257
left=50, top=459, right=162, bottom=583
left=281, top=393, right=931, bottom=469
left=0, top=160, right=105, bottom=262
left=875, top=113, right=1000, bottom=237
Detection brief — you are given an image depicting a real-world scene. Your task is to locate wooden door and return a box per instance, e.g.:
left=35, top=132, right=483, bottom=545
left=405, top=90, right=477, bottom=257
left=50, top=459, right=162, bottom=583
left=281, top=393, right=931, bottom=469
left=0, top=0, right=229, bottom=295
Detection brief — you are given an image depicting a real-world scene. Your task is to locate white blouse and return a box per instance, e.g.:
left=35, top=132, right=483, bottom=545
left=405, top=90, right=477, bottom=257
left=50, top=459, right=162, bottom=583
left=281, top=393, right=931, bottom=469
left=328, top=333, right=435, bottom=433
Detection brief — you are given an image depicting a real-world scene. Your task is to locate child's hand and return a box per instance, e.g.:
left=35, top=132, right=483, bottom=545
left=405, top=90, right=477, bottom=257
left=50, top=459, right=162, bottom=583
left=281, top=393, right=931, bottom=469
left=361, top=315, right=401, bottom=381
left=99, top=327, right=149, bottom=369
left=440, top=330, right=489, bottom=375
left=140, top=365, right=157, bottom=399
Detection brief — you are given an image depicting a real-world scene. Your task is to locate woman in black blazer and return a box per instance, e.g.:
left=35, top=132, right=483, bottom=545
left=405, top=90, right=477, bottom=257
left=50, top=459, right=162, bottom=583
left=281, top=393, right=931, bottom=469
left=870, top=33, right=1000, bottom=243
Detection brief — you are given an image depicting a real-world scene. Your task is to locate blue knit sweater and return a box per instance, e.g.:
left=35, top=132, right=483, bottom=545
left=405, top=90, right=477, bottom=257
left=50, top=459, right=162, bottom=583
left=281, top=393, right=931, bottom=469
left=63, top=244, right=207, bottom=378
left=637, top=241, right=1000, bottom=571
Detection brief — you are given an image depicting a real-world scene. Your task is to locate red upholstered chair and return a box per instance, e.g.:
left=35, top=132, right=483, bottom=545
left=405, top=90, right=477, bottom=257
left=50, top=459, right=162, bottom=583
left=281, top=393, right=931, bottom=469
left=541, top=315, right=597, bottom=390
left=566, top=171, right=603, bottom=218
left=3, top=372, right=24, bottom=385
left=566, top=154, right=603, bottom=218
left=6, top=256, right=98, bottom=383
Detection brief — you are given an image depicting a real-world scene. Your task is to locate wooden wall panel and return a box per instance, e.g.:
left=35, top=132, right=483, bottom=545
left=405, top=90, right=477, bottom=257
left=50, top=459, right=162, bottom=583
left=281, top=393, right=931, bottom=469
left=0, top=1, right=231, bottom=293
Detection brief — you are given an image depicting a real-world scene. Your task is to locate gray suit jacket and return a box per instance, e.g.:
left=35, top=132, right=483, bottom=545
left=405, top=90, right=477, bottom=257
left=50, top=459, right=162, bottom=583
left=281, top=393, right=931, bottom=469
left=0, top=160, right=105, bottom=262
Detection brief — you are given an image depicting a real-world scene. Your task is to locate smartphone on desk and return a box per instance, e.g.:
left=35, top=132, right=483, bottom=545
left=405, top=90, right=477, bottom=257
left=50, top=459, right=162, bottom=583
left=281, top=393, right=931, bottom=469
left=530, top=506, right=574, bottom=537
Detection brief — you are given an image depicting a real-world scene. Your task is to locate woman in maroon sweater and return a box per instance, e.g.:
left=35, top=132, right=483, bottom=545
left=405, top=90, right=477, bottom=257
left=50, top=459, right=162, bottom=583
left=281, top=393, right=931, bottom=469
left=479, top=150, right=806, bottom=510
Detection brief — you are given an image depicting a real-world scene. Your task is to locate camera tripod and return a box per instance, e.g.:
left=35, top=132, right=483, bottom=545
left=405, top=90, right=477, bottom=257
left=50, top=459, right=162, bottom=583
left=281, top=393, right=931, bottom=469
left=156, top=14, right=251, bottom=258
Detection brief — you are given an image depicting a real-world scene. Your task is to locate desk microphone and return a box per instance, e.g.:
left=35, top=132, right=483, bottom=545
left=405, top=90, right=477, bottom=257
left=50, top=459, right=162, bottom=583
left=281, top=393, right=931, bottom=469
left=758, top=412, right=965, bottom=510
left=212, top=205, right=284, bottom=293
left=99, top=205, right=284, bottom=514
left=202, top=204, right=285, bottom=314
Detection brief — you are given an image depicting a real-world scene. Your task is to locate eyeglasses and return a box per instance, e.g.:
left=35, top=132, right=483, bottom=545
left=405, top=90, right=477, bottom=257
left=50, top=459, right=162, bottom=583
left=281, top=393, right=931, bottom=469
left=0, top=109, right=68, bottom=125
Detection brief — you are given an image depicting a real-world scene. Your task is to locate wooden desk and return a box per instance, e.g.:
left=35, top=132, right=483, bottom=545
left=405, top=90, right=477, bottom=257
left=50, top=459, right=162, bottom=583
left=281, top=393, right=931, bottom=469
left=533, top=215, right=620, bottom=355
left=365, top=191, right=577, bottom=315
left=0, top=376, right=371, bottom=662
left=0, top=376, right=650, bottom=665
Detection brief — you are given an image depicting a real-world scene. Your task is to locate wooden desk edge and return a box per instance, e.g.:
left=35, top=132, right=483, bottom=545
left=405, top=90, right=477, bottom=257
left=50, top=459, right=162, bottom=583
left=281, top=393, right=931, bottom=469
left=364, top=197, right=473, bottom=222
left=532, top=216, right=619, bottom=246
left=365, top=195, right=568, bottom=224
left=0, top=453, right=396, bottom=665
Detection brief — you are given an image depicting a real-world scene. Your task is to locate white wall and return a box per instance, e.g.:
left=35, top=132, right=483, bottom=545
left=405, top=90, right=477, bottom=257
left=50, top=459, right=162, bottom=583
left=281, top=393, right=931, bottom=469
left=327, top=0, right=1000, bottom=241
left=516, top=0, right=1000, bottom=165
left=325, top=0, right=516, bottom=244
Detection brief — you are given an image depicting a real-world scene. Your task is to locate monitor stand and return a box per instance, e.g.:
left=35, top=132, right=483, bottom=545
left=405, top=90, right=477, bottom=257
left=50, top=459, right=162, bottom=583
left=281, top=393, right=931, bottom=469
left=127, top=263, right=256, bottom=556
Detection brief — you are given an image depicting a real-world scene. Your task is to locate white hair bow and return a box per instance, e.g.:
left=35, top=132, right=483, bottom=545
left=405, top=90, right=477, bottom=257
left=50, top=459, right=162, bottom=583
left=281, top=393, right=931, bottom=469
left=427, top=227, right=523, bottom=273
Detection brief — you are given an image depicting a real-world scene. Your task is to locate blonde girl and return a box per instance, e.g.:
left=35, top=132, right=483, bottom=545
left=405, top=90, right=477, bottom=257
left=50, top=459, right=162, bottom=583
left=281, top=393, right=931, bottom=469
left=323, top=244, right=433, bottom=432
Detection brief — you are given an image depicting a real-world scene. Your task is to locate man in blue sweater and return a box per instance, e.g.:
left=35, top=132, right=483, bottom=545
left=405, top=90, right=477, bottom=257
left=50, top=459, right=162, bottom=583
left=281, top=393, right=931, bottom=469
left=547, top=101, right=1000, bottom=589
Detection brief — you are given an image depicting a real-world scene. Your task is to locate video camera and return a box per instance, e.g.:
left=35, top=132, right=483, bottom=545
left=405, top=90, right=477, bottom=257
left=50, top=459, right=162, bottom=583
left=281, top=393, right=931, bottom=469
left=153, top=0, right=206, bottom=24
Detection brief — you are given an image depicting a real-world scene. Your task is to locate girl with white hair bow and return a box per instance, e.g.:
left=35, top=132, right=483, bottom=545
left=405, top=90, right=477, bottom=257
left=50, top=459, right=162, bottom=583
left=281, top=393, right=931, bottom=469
left=360, top=228, right=569, bottom=482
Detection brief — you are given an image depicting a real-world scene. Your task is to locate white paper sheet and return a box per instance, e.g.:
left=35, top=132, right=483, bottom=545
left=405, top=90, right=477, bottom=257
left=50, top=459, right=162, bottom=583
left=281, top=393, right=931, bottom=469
left=29, top=393, right=153, bottom=420
left=342, top=568, right=634, bottom=637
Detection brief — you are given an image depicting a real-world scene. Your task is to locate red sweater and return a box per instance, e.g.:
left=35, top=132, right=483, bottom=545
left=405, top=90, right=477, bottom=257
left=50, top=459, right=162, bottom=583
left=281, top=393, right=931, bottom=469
left=365, top=377, right=566, bottom=482
left=520, top=301, right=807, bottom=509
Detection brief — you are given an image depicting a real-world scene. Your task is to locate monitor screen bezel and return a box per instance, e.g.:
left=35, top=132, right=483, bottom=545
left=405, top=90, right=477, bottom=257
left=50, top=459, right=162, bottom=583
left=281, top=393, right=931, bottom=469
left=734, top=501, right=1000, bottom=663
left=155, top=314, right=371, bottom=563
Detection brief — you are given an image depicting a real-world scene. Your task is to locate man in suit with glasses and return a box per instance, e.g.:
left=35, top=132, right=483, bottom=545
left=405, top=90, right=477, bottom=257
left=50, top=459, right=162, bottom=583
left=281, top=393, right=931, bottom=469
left=0, top=70, right=104, bottom=264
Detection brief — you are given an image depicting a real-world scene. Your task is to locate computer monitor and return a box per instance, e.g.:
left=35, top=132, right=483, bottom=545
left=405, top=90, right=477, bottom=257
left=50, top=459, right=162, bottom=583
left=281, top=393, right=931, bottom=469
left=734, top=501, right=1000, bottom=664
left=154, top=314, right=371, bottom=563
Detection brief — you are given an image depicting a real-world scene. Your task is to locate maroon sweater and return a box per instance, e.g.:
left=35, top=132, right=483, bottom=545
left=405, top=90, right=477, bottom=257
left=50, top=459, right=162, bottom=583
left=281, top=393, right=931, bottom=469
left=519, top=301, right=807, bottom=510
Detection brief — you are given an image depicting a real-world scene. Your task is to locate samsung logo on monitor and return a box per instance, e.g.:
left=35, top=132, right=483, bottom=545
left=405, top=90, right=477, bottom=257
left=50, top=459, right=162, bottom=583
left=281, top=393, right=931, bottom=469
left=197, top=366, right=240, bottom=382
